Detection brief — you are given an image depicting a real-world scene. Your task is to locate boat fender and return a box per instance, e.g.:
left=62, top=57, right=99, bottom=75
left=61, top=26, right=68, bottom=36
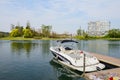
left=55, top=55, right=58, bottom=60
left=96, top=66, right=101, bottom=71
left=58, top=48, right=61, bottom=51
left=80, top=51, right=83, bottom=54
left=75, top=60, right=76, bottom=63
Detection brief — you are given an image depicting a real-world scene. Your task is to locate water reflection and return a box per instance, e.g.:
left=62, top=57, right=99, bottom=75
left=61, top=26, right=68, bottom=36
left=76, top=40, right=120, bottom=59
left=40, top=40, right=50, bottom=54
left=83, top=40, right=109, bottom=55
left=0, top=40, right=119, bottom=80
left=11, top=40, right=38, bottom=57
left=108, top=40, right=120, bottom=58
left=76, top=40, right=88, bottom=51
left=49, top=59, right=85, bottom=80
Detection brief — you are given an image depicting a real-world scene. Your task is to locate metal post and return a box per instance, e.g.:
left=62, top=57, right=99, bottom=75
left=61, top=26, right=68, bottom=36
left=70, top=34, right=72, bottom=40
left=83, top=53, right=86, bottom=76
left=81, top=52, right=86, bottom=78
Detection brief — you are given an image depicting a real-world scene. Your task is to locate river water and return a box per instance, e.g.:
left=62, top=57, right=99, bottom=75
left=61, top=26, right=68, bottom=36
left=0, top=40, right=120, bottom=80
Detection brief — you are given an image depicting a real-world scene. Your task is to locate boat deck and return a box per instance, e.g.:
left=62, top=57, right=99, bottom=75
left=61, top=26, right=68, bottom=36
left=66, top=51, right=82, bottom=59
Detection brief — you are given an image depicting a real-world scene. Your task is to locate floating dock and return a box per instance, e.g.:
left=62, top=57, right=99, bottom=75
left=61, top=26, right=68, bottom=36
left=85, top=53, right=120, bottom=80
left=91, top=53, right=120, bottom=67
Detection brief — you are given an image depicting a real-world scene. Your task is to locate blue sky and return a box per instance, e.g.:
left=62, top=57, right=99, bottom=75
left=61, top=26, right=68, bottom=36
left=0, top=0, right=120, bottom=33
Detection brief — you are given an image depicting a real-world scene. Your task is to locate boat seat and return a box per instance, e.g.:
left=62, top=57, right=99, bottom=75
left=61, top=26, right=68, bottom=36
left=65, top=47, right=72, bottom=50
left=60, top=48, right=73, bottom=53
left=59, top=47, right=65, bottom=52
left=59, top=47, right=75, bottom=54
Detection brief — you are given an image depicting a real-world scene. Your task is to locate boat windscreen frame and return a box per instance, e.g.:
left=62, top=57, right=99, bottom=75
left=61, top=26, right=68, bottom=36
left=57, top=40, right=78, bottom=44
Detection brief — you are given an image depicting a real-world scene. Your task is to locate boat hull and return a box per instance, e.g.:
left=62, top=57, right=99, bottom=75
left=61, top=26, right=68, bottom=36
left=52, top=58, right=105, bottom=72
left=50, top=47, right=105, bottom=72
left=50, top=50, right=72, bottom=65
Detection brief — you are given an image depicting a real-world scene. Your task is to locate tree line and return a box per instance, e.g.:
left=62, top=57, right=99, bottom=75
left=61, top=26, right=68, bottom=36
left=75, top=28, right=120, bottom=39
left=0, top=31, right=9, bottom=38
left=10, top=22, right=53, bottom=38
left=105, top=29, right=120, bottom=38
left=9, top=22, right=70, bottom=39
left=0, top=21, right=120, bottom=39
left=10, top=22, right=34, bottom=38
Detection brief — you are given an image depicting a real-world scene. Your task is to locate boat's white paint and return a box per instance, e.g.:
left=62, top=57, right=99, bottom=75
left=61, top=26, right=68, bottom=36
left=50, top=40, right=105, bottom=72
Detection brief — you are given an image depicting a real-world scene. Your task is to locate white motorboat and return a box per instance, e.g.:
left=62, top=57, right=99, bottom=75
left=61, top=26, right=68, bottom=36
left=50, top=40, right=105, bottom=72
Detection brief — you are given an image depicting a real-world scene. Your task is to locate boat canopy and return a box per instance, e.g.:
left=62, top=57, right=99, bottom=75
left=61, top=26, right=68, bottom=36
left=57, top=40, right=78, bottom=43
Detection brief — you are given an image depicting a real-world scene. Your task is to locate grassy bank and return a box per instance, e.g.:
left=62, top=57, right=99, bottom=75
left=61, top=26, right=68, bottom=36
left=0, top=37, right=35, bottom=40
left=0, top=37, right=120, bottom=40
left=74, top=35, right=120, bottom=40
left=102, top=38, right=120, bottom=40
left=0, top=37, right=66, bottom=40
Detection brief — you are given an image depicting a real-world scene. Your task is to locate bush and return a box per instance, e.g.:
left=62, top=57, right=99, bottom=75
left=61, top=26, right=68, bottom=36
left=23, top=29, right=33, bottom=38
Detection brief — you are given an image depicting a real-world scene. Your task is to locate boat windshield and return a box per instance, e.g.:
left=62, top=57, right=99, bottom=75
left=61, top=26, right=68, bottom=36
left=57, top=40, right=78, bottom=44
left=61, top=42, right=78, bottom=50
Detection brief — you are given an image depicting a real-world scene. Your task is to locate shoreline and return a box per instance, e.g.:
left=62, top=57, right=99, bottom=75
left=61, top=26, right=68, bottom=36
left=0, top=37, right=66, bottom=40
left=0, top=37, right=120, bottom=40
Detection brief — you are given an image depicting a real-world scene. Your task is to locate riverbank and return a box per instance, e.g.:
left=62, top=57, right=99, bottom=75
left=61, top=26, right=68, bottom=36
left=103, top=38, right=120, bottom=40
left=0, top=37, right=120, bottom=40
left=0, top=37, right=34, bottom=40
left=0, top=37, right=66, bottom=40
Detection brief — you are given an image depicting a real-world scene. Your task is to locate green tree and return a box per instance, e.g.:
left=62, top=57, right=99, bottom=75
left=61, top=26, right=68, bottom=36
left=106, top=29, right=120, bottom=38
left=30, top=28, right=38, bottom=37
left=23, top=28, right=33, bottom=38
left=10, top=29, right=20, bottom=37
left=19, top=26, right=24, bottom=36
left=26, top=21, right=31, bottom=29
left=77, top=29, right=82, bottom=36
left=22, top=21, right=33, bottom=38
left=41, top=25, right=52, bottom=37
left=50, top=31, right=58, bottom=38
left=76, top=28, right=90, bottom=39
left=11, top=24, right=15, bottom=30
left=84, top=33, right=89, bottom=39
left=10, top=23, right=23, bottom=37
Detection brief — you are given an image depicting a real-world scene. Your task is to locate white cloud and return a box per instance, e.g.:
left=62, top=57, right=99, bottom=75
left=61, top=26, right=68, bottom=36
left=0, top=0, right=120, bottom=33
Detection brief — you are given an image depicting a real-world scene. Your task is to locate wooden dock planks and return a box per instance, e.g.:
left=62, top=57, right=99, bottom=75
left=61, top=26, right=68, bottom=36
left=91, top=53, right=120, bottom=67
left=85, top=68, right=120, bottom=80
left=85, top=53, right=120, bottom=79
left=86, top=68, right=120, bottom=76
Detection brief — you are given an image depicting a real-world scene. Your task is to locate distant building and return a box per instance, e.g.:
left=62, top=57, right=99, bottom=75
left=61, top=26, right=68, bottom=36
left=87, top=21, right=110, bottom=36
